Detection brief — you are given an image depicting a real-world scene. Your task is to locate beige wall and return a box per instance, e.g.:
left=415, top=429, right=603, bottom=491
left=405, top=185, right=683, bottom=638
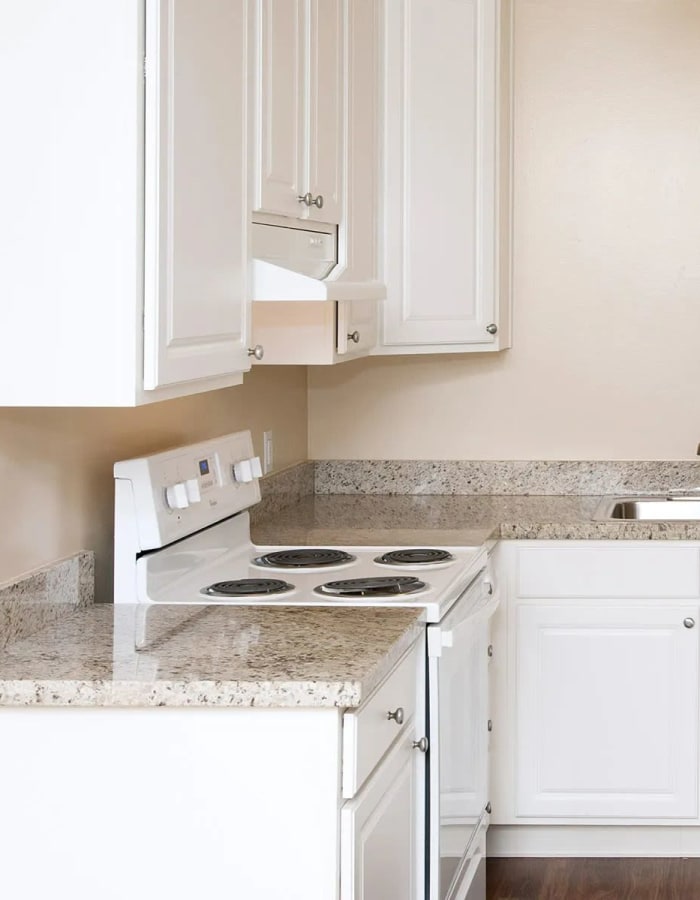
left=0, top=367, right=307, bottom=597
left=309, top=0, right=700, bottom=462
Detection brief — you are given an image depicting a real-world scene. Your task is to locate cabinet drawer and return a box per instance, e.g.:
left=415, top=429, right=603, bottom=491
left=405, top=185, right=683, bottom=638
left=342, top=640, right=421, bottom=799
left=517, top=545, right=700, bottom=600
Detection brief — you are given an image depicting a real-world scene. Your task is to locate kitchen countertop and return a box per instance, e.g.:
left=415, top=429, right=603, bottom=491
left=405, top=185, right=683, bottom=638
left=0, top=603, right=423, bottom=708
left=6, top=489, right=699, bottom=709
left=252, top=493, right=700, bottom=545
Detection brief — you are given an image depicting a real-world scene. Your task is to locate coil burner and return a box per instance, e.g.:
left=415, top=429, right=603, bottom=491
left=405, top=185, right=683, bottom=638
left=374, top=548, right=455, bottom=566
left=254, top=548, right=356, bottom=569
left=315, top=576, right=427, bottom=598
left=202, top=579, right=294, bottom=597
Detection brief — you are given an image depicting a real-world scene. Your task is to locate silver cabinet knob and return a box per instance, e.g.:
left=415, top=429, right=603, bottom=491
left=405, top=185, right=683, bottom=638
left=486, top=802, right=492, bottom=814
left=347, top=331, right=360, bottom=344
left=296, top=192, right=324, bottom=209
left=487, top=719, right=493, bottom=732
left=684, top=617, right=696, bottom=629
left=247, top=345, right=264, bottom=361
left=486, top=323, right=498, bottom=335
left=387, top=707, right=404, bottom=726
left=413, top=737, right=429, bottom=753
left=487, top=644, right=494, bottom=658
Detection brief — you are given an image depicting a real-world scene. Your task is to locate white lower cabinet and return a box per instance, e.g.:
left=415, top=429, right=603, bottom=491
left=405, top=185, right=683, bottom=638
left=490, top=541, right=700, bottom=842
left=341, top=731, right=421, bottom=900
left=0, top=638, right=425, bottom=900
left=516, top=602, right=699, bottom=820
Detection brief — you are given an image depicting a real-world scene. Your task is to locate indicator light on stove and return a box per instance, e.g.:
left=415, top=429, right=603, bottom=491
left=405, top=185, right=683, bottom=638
left=184, top=478, right=201, bottom=503
left=165, top=482, right=189, bottom=510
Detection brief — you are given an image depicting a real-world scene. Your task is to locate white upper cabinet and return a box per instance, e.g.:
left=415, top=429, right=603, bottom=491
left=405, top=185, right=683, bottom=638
left=144, top=0, right=251, bottom=389
left=255, top=0, right=344, bottom=225
left=0, top=1, right=251, bottom=406
left=376, top=0, right=513, bottom=355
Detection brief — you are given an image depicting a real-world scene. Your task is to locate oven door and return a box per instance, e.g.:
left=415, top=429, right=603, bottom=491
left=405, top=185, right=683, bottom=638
left=427, top=567, right=498, bottom=900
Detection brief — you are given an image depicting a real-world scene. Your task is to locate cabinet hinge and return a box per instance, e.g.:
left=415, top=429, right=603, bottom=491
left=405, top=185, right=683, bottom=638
left=143, top=56, right=147, bottom=80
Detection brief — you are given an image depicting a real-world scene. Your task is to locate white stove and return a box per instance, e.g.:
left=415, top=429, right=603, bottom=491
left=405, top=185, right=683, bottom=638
left=113, top=430, right=485, bottom=623
left=113, top=430, right=496, bottom=900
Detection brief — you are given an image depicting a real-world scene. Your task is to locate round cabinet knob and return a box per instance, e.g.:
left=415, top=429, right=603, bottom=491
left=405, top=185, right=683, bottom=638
left=347, top=331, right=360, bottom=344
left=487, top=719, right=493, bottom=732
left=486, top=323, right=498, bottom=335
left=312, top=194, right=324, bottom=209
left=413, top=737, right=429, bottom=753
left=684, top=617, right=696, bottom=629
left=387, top=707, right=405, bottom=726
left=247, top=345, right=264, bottom=361
left=297, top=192, right=313, bottom=207
left=487, top=644, right=494, bottom=658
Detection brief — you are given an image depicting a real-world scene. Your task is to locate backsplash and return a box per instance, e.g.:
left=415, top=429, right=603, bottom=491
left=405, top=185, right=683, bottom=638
left=313, top=460, right=700, bottom=496
left=0, top=551, right=94, bottom=651
left=252, top=461, right=315, bottom=522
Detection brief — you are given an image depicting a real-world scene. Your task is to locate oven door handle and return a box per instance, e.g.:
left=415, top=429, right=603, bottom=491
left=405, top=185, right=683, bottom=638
left=428, top=582, right=500, bottom=658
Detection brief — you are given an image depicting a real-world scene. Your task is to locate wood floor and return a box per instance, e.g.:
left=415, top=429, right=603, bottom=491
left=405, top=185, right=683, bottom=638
left=487, top=858, right=700, bottom=900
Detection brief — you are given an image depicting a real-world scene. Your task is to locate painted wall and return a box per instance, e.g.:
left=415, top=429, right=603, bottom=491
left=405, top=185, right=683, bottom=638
left=0, top=367, right=307, bottom=597
left=308, top=0, right=700, bottom=461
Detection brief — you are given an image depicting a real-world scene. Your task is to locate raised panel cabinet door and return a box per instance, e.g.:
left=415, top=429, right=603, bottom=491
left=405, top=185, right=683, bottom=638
left=255, top=0, right=305, bottom=217
left=341, top=0, right=381, bottom=283
left=143, top=0, right=251, bottom=389
left=340, top=733, right=421, bottom=900
left=306, top=0, right=344, bottom=224
left=379, top=0, right=508, bottom=351
left=515, top=604, right=700, bottom=820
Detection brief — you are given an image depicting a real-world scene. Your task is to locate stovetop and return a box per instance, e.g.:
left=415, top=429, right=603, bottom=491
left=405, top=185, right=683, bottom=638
left=135, top=513, right=486, bottom=622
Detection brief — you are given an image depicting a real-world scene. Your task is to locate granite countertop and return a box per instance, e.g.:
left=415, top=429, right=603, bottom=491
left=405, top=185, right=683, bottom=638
left=251, top=493, right=700, bottom=545
left=0, top=603, right=423, bottom=708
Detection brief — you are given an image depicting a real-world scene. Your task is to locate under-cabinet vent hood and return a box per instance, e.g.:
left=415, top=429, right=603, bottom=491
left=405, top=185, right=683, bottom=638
left=251, top=215, right=385, bottom=302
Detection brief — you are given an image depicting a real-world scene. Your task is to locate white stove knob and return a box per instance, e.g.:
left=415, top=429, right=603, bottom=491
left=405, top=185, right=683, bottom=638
left=233, top=456, right=263, bottom=483
left=233, top=459, right=254, bottom=483
left=165, top=482, right=189, bottom=510
left=184, top=478, right=201, bottom=503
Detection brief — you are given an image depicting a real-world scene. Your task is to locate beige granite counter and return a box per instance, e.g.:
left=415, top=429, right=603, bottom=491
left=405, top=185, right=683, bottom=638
left=0, top=603, right=423, bottom=708
left=251, top=493, right=700, bottom=545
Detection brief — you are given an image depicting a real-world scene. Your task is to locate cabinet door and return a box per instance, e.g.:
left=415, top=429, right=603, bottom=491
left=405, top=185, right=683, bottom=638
left=143, top=0, right=251, bottom=389
left=378, top=0, right=511, bottom=353
left=336, top=300, right=378, bottom=358
left=306, top=0, right=344, bottom=224
left=340, top=733, right=422, bottom=900
left=515, top=603, right=700, bottom=819
left=341, top=0, right=382, bottom=284
left=255, top=0, right=305, bottom=218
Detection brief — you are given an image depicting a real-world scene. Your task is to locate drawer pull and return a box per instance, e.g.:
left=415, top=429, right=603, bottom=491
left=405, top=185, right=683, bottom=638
left=684, top=617, right=696, bottom=629
left=413, top=737, right=429, bottom=753
left=387, top=707, right=405, bottom=726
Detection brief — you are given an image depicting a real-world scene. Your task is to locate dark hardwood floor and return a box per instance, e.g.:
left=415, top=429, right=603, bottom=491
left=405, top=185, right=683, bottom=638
left=487, top=858, right=700, bottom=900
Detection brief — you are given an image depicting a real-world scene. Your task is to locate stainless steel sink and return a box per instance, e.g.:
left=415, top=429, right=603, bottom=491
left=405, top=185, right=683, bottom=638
left=596, top=495, right=700, bottom=520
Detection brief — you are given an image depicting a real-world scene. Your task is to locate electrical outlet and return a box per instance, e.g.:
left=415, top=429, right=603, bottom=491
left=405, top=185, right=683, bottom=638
left=263, top=431, right=274, bottom=474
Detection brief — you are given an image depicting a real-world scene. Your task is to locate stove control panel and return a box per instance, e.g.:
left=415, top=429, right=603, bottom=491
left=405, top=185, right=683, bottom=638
left=114, top=431, right=262, bottom=551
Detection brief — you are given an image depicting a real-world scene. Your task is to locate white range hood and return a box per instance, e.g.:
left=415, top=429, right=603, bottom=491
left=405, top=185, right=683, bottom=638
left=251, top=217, right=385, bottom=302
